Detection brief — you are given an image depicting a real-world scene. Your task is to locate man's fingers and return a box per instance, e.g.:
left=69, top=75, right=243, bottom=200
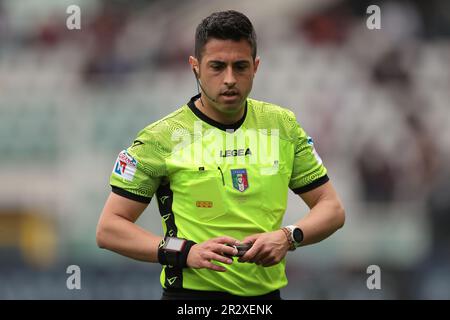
left=210, top=238, right=239, bottom=256
left=203, top=260, right=227, bottom=272
left=241, top=234, right=259, bottom=245
left=238, top=234, right=260, bottom=261
left=208, top=252, right=233, bottom=265
left=214, top=236, right=239, bottom=246
left=217, top=244, right=238, bottom=257
left=259, top=253, right=275, bottom=266
left=238, top=243, right=260, bottom=262
left=249, top=249, right=267, bottom=264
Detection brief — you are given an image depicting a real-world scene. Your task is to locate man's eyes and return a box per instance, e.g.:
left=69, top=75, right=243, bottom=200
left=209, top=64, right=249, bottom=71
left=235, top=64, right=249, bottom=71
left=211, top=64, right=224, bottom=70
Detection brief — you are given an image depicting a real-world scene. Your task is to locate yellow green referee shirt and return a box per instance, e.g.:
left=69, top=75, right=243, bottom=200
left=110, top=94, right=329, bottom=296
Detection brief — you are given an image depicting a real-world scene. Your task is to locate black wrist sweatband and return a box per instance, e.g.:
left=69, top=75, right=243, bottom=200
left=158, top=239, right=196, bottom=268
left=179, top=240, right=196, bottom=268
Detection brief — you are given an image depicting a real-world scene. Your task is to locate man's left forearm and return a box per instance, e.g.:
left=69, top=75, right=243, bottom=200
left=294, top=198, right=345, bottom=246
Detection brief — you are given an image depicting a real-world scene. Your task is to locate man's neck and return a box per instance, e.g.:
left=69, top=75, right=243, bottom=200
left=194, top=96, right=246, bottom=125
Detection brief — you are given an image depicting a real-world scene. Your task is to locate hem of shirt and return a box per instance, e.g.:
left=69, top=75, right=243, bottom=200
left=291, top=174, right=329, bottom=194
left=111, top=186, right=151, bottom=204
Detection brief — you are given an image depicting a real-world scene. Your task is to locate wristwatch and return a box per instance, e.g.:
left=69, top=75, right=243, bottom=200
left=283, top=225, right=304, bottom=250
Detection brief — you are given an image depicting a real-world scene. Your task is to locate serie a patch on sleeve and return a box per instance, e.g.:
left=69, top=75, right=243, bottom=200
left=307, top=136, right=323, bottom=165
left=112, top=150, right=138, bottom=181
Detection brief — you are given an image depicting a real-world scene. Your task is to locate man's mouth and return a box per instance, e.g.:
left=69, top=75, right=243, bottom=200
left=221, top=91, right=239, bottom=97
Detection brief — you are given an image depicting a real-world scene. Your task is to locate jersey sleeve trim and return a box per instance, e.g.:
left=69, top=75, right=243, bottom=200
left=111, top=186, right=151, bottom=204
left=291, top=174, right=329, bottom=195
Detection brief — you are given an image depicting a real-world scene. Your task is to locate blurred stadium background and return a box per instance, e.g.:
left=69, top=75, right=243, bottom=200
left=1, top=0, right=449, bottom=299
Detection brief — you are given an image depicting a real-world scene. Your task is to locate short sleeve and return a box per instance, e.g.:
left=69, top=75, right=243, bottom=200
left=109, top=129, right=167, bottom=203
left=288, top=118, right=329, bottom=194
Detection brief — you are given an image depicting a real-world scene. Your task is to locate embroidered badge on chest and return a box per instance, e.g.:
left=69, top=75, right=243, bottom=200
left=231, top=169, right=249, bottom=192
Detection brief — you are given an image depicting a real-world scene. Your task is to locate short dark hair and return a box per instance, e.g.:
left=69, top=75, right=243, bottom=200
left=195, top=10, right=257, bottom=61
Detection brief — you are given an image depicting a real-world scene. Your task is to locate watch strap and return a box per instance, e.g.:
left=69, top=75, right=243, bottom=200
left=281, top=227, right=296, bottom=251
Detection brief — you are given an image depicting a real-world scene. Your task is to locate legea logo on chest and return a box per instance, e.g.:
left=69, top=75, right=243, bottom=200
left=170, top=121, right=280, bottom=166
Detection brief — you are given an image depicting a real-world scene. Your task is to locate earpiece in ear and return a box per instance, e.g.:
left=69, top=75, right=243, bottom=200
left=193, top=68, right=199, bottom=79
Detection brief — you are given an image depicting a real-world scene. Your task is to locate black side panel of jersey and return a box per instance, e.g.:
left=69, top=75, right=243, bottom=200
left=156, top=182, right=183, bottom=289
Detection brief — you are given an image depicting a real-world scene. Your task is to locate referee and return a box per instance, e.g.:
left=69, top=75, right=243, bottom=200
left=96, top=10, right=345, bottom=300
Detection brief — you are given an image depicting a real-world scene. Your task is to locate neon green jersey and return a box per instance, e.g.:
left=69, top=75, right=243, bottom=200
left=110, top=94, right=328, bottom=296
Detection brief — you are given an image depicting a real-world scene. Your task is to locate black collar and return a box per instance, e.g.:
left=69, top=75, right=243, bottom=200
left=187, top=94, right=247, bottom=132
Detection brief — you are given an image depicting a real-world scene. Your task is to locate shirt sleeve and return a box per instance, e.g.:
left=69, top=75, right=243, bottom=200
left=288, top=116, right=329, bottom=194
left=109, top=129, right=167, bottom=203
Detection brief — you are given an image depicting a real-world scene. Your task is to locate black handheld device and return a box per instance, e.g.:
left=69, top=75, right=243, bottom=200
left=225, top=243, right=252, bottom=258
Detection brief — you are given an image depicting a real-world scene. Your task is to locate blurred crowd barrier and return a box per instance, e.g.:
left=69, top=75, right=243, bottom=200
left=0, top=0, right=449, bottom=299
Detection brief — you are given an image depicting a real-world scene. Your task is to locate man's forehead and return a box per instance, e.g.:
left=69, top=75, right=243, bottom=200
left=201, top=38, right=253, bottom=62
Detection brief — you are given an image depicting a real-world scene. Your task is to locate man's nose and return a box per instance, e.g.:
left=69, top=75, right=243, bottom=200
left=223, top=66, right=236, bottom=87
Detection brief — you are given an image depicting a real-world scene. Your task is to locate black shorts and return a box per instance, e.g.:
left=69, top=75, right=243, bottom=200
left=161, top=288, right=282, bottom=300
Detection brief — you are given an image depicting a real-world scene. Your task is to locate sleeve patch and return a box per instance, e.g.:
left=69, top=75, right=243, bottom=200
left=308, top=136, right=323, bottom=165
left=112, top=150, right=138, bottom=181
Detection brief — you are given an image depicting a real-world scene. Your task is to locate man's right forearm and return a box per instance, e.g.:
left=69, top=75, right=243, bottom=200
left=96, top=215, right=162, bottom=263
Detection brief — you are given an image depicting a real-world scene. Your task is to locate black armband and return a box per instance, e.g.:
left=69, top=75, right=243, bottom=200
left=157, top=237, right=196, bottom=268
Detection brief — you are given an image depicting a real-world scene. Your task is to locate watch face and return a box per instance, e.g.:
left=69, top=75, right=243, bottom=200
left=164, top=237, right=185, bottom=252
left=293, top=228, right=303, bottom=243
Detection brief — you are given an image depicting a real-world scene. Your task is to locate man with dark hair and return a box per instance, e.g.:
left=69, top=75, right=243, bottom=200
left=195, top=10, right=257, bottom=60
left=97, top=10, right=345, bottom=300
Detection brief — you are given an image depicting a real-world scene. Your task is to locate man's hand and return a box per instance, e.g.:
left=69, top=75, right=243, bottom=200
left=238, top=230, right=290, bottom=267
left=187, top=236, right=239, bottom=272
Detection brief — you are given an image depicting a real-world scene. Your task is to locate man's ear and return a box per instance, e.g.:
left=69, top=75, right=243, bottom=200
left=189, top=56, right=199, bottom=74
left=253, top=56, right=260, bottom=75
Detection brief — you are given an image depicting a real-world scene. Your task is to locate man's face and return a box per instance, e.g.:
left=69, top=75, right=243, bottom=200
left=190, top=38, right=259, bottom=114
